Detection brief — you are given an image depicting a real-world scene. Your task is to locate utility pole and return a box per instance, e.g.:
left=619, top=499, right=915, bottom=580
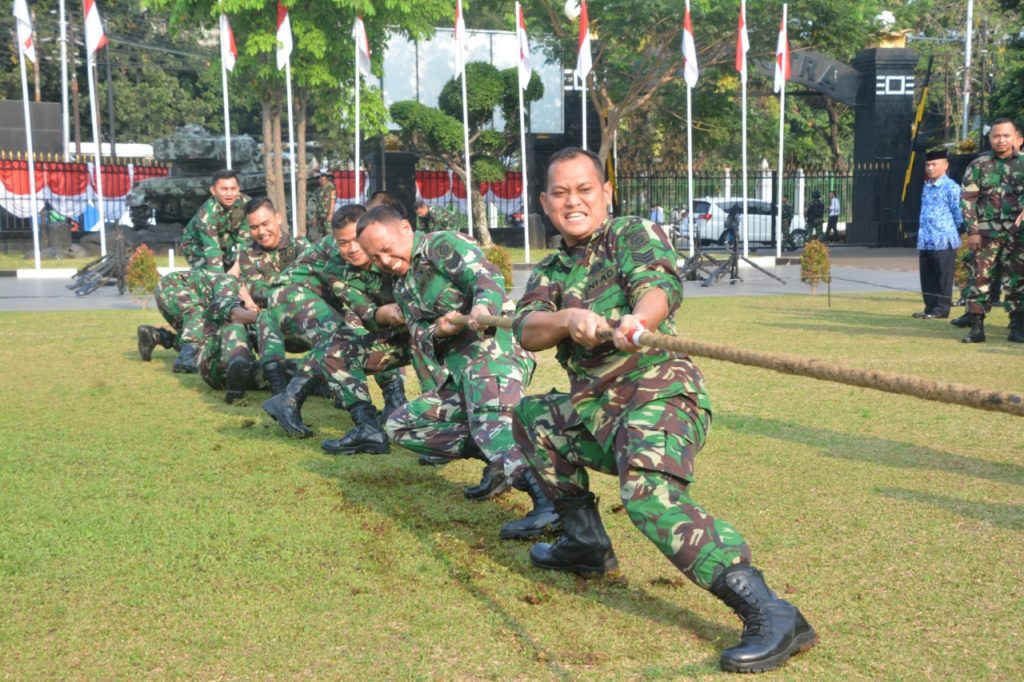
left=60, top=0, right=71, bottom=160
left=960, top=0, right=973, bottom=140
left=104, top=43, right=117, bottom=162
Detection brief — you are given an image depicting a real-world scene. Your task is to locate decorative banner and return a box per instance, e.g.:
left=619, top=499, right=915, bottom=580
left=276, top=2, right=292, bottom=71
left=220, top=13, right=237, bottom=72
left=83, top=0, right=107, bottom=57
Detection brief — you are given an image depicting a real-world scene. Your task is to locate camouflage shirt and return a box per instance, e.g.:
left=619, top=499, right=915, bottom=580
left=393, top=230, right=532, bottom=382
left=181, top=194, right=252, bottom=271
left=419, top=205, right=460, bottom=233
left=961, top=150, right=1024, bottom=236
left=513, top=216, right=711, bottom=447
left=330, top=262, right=397, bottom=332
left=315, top=182, right=337, bottom=226
left=271, top=235, right=349, bottom=307
left=237, top=232, right=308, bottom=309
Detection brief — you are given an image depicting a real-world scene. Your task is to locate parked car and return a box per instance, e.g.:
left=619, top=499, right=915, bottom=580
left=666, top=200, right=714, bottom=250
left=693, top=196, right=806, bottom=248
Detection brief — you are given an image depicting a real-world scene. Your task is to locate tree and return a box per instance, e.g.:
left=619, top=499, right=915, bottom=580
left=389, top=61, right=542, bottom=248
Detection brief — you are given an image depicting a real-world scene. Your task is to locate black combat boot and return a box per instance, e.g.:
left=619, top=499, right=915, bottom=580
left=224, top=353, right=253, bottom=404
left=960, top=313, right=986, bottom=343
left=1008, top=312, right=1024, bottom=343
left=418, top=454, right=452, bottom=466
left=377, top=373, right=408, bottom=425
left=262, top=375, right=320, bottom=437
left=137, top=325, right=175, bottom=361
left=500, top=470, right=561, bottom=539
left=262, top=360, right=290, bottom=395
left=172, top=343, right=199, bottom=373
left=463, top=458, right=511, bottom=501
left=529, top=491, right=618, bottom=574
left=710, top=563, right=818, bottom=673
left=321, top=401, right=390, bottom=455
left=949, top=311, right=971, bottom=328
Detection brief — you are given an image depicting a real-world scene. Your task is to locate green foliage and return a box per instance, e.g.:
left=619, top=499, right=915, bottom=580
left=472, top=156, right=507, bottom=184
left=438, top=62, right=505, bottom=128
left=953, top=241, right=971, bottom=289
left=125, top=244, right=160, bottom=301
left=800, top=239, right=831, bottom=293
left=483, top=244, right=513, bottom=288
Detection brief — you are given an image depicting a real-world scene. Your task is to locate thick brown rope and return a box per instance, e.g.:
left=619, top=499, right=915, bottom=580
left=454, top=313, right=1024, bottom=417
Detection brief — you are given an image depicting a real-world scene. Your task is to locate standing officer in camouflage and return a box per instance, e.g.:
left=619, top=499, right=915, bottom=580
left=414, top=200, right=460, bottom=233
left=512, top=148, right=815, bottom=673
left=308, top=169, right=337, bottom=242
left=959, top=118, right=1024, bottom=343
left=356, top=206, right=558, bottom=536
left=181, top=169, right=252, bottom=273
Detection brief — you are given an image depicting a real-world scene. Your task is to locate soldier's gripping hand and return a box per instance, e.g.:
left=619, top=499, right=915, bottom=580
left=967, top=234, right=982, bottom=252
left=563, top=308, right=612, bottom=349
left=375, top=303, right=405, bottom=327
left=613, top=314, right=646, bottom=353
left=435, top=310, right=467, bottom=338
left=231, top=306, right=258, bottom=325
left=465, top=304, right=493, bottom=333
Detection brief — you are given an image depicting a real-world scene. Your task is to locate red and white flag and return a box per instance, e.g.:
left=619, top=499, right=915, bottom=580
left=576, top=0, right=592, bottom=80
left=773, top=11, right=791, bottom=93
left=735, top=0, right=749, bottom=80
left=219, top=13, right=237, bottom=72
left=352, top=16, right=372, bottom=79
left=83, top=0, right=108, bottom=58
left=13, top=0, right=35, bottom=63
left=453, top=0, right=467, bottom=76
left=276, top=2, right=292, bottom=71
left=515, top=2, right=532, bottom=88
left=681, top=2, right=698, bottom=88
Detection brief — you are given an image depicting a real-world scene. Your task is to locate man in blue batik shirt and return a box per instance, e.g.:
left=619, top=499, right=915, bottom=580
left=914, top=149, right=963, bottom=319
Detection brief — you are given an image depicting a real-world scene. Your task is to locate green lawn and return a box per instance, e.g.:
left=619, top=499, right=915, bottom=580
left=1, top=293, right=1022, bottom=679
left=0, top=253, right=96, bottom=270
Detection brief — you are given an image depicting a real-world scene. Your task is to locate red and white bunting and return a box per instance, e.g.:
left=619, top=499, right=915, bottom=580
left=83, top=0, right=107, bottom=58
left=774, top=11, right=791, bottom=93
left=352, top=16, right=373, bottom=79
left=682, top=1, right=698, bottom=88
left=515, top=2, right=532, bottom=89
left=735, top=0, right=749, bottom=80
left=220, top=13, right=237, bottom=72
left=13, top=0, right=35, bottom=63
left=576, top=0, right=592, bottom=80
left=276, top=2, right=292, bottom=71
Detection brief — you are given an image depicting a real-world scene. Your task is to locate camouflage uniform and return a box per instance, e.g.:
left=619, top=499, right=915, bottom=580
left=419, top=204, right=460, bottom=233
left=309, top=181, right=337, bottom=242
left=154, top=269, right=223, bottom=346
left=960, top=151, right=1024, bottom=314
left=198, top=233, right=306, bottom=389
left=181, top=193, right=252, bottom=272
left=386, top=231, right=534, bottom=477
left=512, top=216, right=750, bottom=590
left=781, top=201, right=794, bottom=248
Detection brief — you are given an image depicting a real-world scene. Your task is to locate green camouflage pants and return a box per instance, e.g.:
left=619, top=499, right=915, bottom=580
left=386, top=371, right=526, bottom=478
left=154, top=271, right=204, bottom=345
left=259, top=284, right=343, bottom=363
left=198, top=322, right=256, bottom=390
left=965, top=231, right=1023, bottom=314
left=513, top=391, right=750, bottom=590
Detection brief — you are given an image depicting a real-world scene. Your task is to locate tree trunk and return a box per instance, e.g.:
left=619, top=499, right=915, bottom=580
left=296, top=96, right=308, bottom=238
left=823, top=99, right=848, bottom=172
left=262, top=101, right=276, bottom=203
left=271, top=102, right=286, bottom=217
left=472, top=188, right=492, bottom=248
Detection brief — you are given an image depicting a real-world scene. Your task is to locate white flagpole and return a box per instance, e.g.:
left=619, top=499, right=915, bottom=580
left=59, top=0, right=70, bottom=161
left=686, top=82, right=694, bottom=258
left=221, top=58, right=232, bottom=169
left=460, top=63, right=474, bottom=238
left=86, top=59, right=107, bottom=256
left=741, top=67, right=748, bottom=258
left=354, top=43, right=361, bottom=204
left=776, top=4, right=787, bottom=259
left=516, top=2, right=530, bottom=264
left=18, top=43, right=42, bottom=269
left=285, top=60, right=297, bottom=238
left=581, top=74, right=587, bottom=151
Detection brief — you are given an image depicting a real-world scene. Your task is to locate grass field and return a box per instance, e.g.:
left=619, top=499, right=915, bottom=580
left=1, top=292, right=1022, bottom=680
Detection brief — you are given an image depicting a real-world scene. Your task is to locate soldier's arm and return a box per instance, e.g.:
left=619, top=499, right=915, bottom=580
left=440, top=236, right=505, bottom=317
left=512, top=259, right=606, bottom=350
left=206, top=273, right=244, bottom=325
left=618, top=219, right=684, bottom=318
left=330, top=278, right=385, bottom=331
left=960, top=162, right=981, bottom=236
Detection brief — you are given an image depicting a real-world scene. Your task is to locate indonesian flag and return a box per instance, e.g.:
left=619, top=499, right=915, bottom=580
left=576, top=0, right=592, bottom=80
left=735, top=0, right=749, bottom=80
left=773, top=11, right=791, bottom=93
left=219, top=13, right=237, bottom=72
left=453, top=0, right=467, bottom=76
left=681, top=1, right=698, bottom=88
left=83, top=0, right=108, bottom=58
left=13, top=0, right=35, bottom=63
left=276, top=2, right=292, bottom=71
left=352, top=16, right=372, bottom=79
left=515, top=2, right=532, bottom=89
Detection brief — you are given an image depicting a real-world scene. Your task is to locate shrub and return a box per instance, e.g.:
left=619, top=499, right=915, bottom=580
left=484, top=244, right=513, bottom=290
left=953, top=240, right=971, bottom=290
left=800, top=239, right=831, bottom=295
left=125, top=244, right=159, bottom=306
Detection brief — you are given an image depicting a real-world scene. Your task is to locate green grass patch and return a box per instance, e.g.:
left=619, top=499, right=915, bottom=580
left=503, top=246, right=556, bottom=265
left=0, top=253, right=96, bottom=270
left=1, top=292, right=1022, bottom=679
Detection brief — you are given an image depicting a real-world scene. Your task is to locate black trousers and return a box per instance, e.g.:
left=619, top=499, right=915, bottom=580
left=825, top=215, right=840, bottom=240
left=919, top=248, right=957, bottom=316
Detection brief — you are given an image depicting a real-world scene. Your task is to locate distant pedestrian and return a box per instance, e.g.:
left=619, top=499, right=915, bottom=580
left=804, top=191, right=825, bottom=241
left=650, top=203, right=665, bottom=224
left=913, top=150, right=962, bottom=320
left=825, top=191, right=841, bottom=242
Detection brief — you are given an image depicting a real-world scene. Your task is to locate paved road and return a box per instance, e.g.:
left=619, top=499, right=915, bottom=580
left=0, top=246, right=924, bottom=313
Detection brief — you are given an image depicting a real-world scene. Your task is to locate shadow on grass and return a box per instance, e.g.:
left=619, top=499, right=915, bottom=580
left=876, top=487, right=1024, bottom=532
left=719, top=413, right=1024, bottom=487
left=300, top=454, right=735, bottom=675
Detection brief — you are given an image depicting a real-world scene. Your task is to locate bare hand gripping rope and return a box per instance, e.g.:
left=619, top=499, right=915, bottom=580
left=454, top=313, right=1024, bottom=418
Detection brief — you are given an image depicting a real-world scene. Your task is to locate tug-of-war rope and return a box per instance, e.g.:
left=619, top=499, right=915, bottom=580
left=456, top=314, right=1024, bottom=418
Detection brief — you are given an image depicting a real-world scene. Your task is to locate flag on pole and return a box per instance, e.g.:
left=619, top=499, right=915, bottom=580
left=13, top=0, right=36, bottom=63
left=83, top=0, right=107, bottom=58
left=220, top=13, right=237, bottom=72
left=276, top=2, right=292, bottom=70
left=735, top=0, right=749, bottom=80
left=773, top=11, right=791, bottom=93
left=516, top=2, right=532, bottom=88
left=352, top=16, right=372, bottom=79
left=681, top=2, right=698, bottom=88
left=453, top=0, right=468, bottom=76
left=576, top=0, right=592, bottom=80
